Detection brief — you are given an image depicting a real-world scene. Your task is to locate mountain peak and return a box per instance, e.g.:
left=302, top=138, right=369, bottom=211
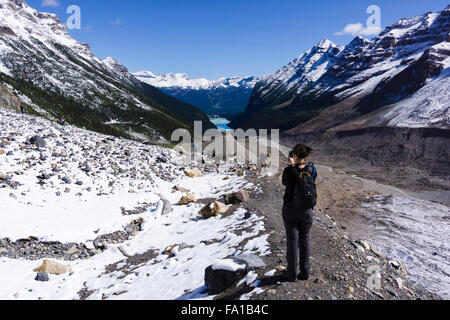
left=101, top=57, right=137, bottom=85
left=133, top=70, right=157, bottom=79
left=308, top=39, right=343, bottom=57
left=103, top=56, right=119, bottom=65
left=348, top=35, right=370, bottom=47
left=316, top=39, right=336, bottom=50
left=102, top=57, right=129, bottom=73
left=0, top=0, right=94, bottom=59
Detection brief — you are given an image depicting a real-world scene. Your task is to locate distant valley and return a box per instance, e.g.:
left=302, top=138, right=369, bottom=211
left=134, top=71, right=258, bottom=116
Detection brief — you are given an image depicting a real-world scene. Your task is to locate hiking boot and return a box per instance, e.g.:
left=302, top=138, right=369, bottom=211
left=297, top=273, right=310, bottom=281
left=280, top=271, right=297, bottom=282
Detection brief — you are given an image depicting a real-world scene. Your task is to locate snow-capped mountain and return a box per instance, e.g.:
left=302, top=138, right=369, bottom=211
left=246, top=39, right=344, bottom=114
left=231, top=6, right=450, bottom=131
left=0, top=0, right=213, bottom=143
left=134, top=72, right=258, bottom=91
left=134, top=71, right=258, bottom=115
left=102, top=56, right=142, bottom=88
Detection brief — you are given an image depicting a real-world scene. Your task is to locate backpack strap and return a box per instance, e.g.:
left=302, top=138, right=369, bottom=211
left=299, top=171, right=311, bottom=179
left=307, top=162, right=317, bottom=180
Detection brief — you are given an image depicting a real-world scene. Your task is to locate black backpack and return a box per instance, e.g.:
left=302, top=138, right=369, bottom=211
left=293, top=163, right=317, bottom=212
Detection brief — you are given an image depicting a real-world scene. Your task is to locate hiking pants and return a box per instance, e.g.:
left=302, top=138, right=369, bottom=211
left=282, top=207, right=313, bottom=280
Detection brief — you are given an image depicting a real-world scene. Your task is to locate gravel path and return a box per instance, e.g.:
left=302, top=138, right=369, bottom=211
left=215, top=153, right=441, bottom=300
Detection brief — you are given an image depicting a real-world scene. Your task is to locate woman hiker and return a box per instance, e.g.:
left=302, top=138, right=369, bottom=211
left=282, top=144, right=318, bottom=282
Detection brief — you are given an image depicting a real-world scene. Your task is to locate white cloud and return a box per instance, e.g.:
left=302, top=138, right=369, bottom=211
left=335, top=23, right=382, bottom=36
left=109, top=19, right=122, bottom=26
left=41, top=0, right=60, bottom=7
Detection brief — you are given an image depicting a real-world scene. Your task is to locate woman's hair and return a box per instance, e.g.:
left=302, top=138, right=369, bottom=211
left=289, top=151, right=294, bottom=158
left=292, top=144, right=313, bottom=160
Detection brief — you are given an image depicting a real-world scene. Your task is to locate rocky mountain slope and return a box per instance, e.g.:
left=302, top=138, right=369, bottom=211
left=231, top=6, right=450, bottom=131
left=0, top=107, right=270, bottom=300
left=134, top=71, right=258, bottom=115
left=0, top=0, right=214, bottom=144
left=236, top=39, right=344, bottom=127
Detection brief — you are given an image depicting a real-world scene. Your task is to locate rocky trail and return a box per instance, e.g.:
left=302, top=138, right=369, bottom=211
left=214, top=164, right=442, bottom=300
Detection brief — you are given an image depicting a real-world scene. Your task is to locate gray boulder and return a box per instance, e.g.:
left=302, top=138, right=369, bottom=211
left=37, top=173, right=51, bottom=180
left=204, top=255, right=266, bottom=294
left=161, top=198, right=173, bottom=215
left=233, top=254, right=266, bottom=271
left=157, top=156, right=168, bottom=163
left=29, top=136, right=46, bottom=148
left=204, top=265, right=247, bottom=295
left=62, top=176, right=72, bottom=184
left=83, top=165, right=92, bottom=173
left=35, top=272, right=49, bottom=282
left=93, top=240, right=106, bottom=251
left=224, top=191, right=250, bottom=205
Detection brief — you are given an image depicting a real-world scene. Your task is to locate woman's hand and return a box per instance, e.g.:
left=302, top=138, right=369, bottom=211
left=289, top=157, right=295, bottom=166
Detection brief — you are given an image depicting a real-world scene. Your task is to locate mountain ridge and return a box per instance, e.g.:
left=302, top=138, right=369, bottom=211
left=134, top=71, right=259, bottom=115
left=230, top=5, right=450, bottom=131
left=0, top=0, right=214, bottom=144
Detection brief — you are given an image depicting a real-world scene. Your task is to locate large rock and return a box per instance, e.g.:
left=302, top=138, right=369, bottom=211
left=200, top=201, right=229, bottom=219
left=161, top=197, right=173, bottom=215
left=204, top=255, right=266, bottom=294
left=61, top=176, right=72, bottom=184
left=184, top=168, right=203, bottom=178
left=34, top=259, right=71, bottom=275
left=371, top=246, right=384, bottom=258
left=224, top=191, right=250, bottom=205
left=204, top=259, right=247, bottom=294
left=233, top=254, right=266, bottom=271
left=178, top=193, right=197, bottom=205
left=157, top=156, right=168, bottom=163
left=35, top=272, right=49, bottom=282
left=29, top=136, right=46, bottom=148
left=173, top=185, right=190, bottom=193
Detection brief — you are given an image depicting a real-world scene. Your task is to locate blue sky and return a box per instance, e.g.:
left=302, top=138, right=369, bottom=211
left=28, top=0, right=449, bottom=79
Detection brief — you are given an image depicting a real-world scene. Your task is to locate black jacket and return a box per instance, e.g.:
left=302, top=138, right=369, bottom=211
left=282, top=164, right=318, bottom=210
